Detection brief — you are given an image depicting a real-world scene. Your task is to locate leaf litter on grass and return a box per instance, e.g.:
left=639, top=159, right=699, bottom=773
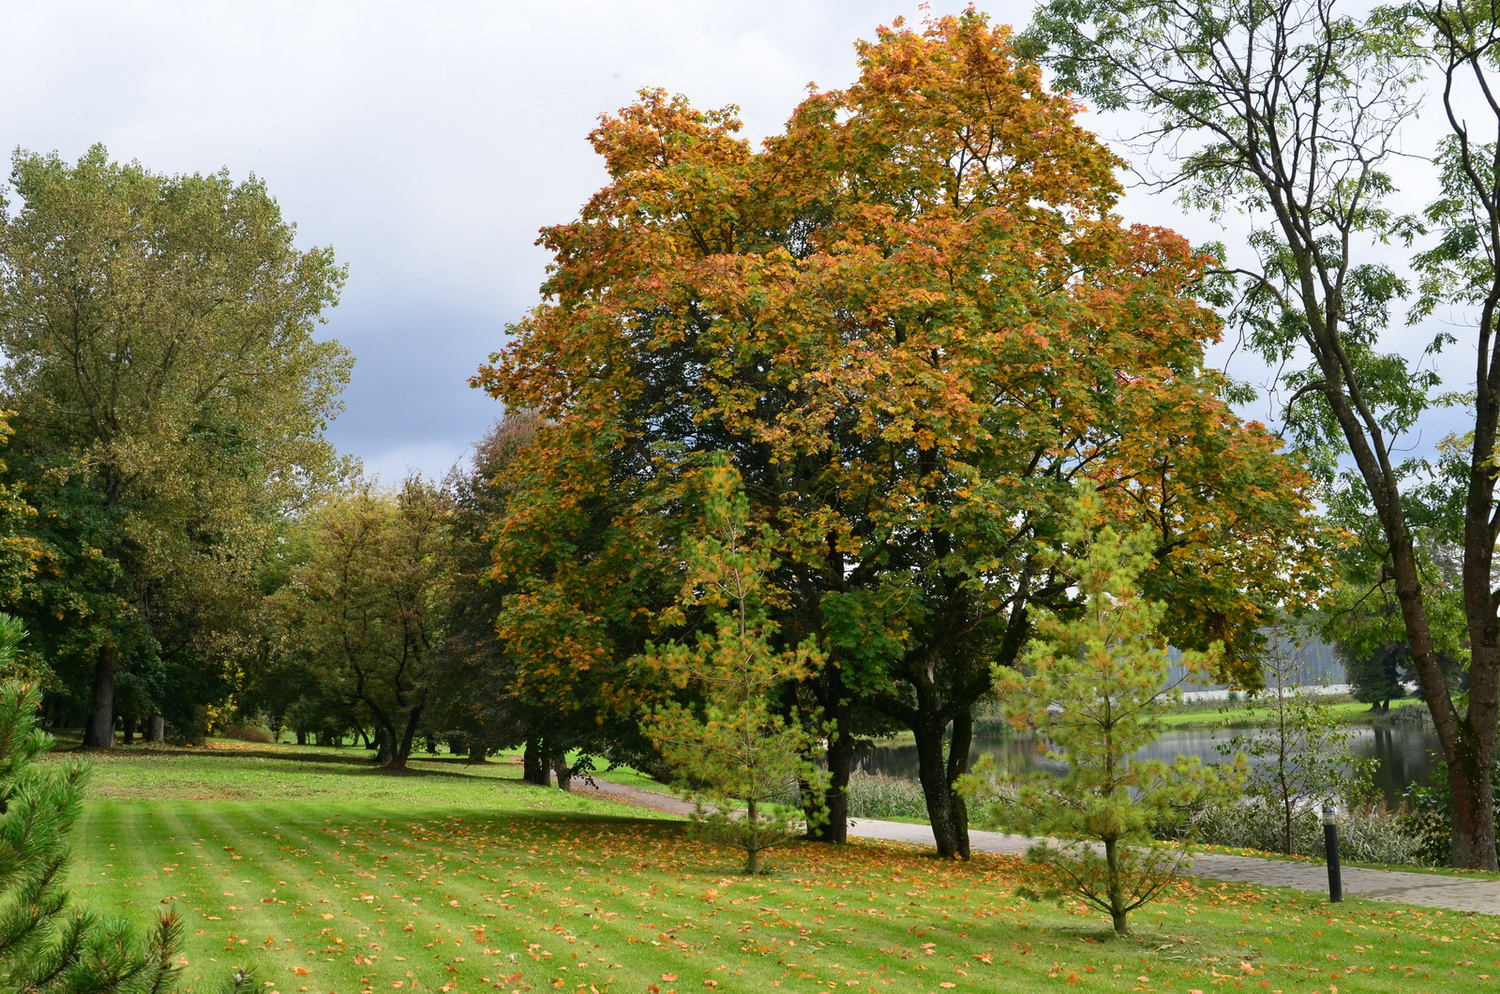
left=60, top=750, right=1500, bottom=993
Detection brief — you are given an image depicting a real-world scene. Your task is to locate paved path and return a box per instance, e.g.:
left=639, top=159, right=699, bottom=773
left=572, top=778, right=1500, bottom=916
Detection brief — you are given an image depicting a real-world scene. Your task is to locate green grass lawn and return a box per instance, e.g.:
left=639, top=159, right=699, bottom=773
left=1158, top=699, right=1423, bottom=729
left=50, top=741, right=1500, bottom=994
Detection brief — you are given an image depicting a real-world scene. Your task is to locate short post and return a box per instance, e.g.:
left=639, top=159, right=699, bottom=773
left=1323, top=804, right=1342, bottom=903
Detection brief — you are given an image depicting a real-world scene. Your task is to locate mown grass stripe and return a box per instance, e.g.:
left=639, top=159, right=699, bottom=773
left=57, top=742, right=1500, bottom=993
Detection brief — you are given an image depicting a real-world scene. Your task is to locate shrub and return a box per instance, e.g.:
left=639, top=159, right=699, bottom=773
left=220, top=724, right=275, bottom=744
left=1338, top=802, right=1435, bottom=866
left=1401, top=749, right=1498, bottom=867
left=1375, top=703, right=1433, bottom=728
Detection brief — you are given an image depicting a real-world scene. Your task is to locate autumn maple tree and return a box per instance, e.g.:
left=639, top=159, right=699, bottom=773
left=476, top=12, right=1324, bottom=859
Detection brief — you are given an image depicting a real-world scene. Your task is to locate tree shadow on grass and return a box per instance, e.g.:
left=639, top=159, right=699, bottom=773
left=81, top=742, right=515, bottom=776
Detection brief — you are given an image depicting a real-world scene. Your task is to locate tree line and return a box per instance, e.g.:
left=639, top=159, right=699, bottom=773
left=3, top=1, right=1500, bottom=887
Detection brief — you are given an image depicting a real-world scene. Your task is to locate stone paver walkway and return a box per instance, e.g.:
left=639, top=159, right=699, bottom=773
left=574, top=777, right=1500, bottom=916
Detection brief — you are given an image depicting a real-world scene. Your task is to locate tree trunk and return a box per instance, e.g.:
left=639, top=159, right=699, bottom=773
left=79, top=651, right=115, bottom=750
left=745, top=798, right=761, bottom=876
left=148, top=713, right=165, bottom=743
left=913, top=715, right=969, bottom=859
left=467, top=740, right=487, bottom=764
left=1449, top=734, right=1498, bottom=870
left=296, top=728, right=308, bottom=746
left=551, top=751, right=572, bottom=791
left=945, top=709, right=973, bottom=852
left=523, top=737, right=546, bottom=785
left=1105, top=837, right=1130, bottom=936
left=384, top=706, right=422, bottom=771
left=121, top=712, right=136, bottom=745
left=810, top=721, right=854, bottom=844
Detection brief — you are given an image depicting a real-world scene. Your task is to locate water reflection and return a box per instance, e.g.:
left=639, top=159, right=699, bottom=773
left=858, top=724, right=1442, bottom=806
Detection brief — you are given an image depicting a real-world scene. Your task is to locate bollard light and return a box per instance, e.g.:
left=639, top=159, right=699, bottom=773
left=1323, top=804, right=1343, bottom=903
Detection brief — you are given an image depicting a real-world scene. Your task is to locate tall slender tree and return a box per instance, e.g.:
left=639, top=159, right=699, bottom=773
left=1024, top=0, right=1500, bottom=867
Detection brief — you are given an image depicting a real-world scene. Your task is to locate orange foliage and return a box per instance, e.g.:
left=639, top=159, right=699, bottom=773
left=473, top=12, right=1327, bottom=843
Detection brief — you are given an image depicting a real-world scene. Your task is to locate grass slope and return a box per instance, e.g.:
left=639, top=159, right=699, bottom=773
left=54, top=742, right=1500, bottom=993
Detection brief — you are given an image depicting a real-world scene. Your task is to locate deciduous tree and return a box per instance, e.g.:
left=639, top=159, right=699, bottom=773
left=276, top=478, right=452, bottom=770
left=477, top=12, right=1324, bottom=859
left=1218, top=621, right=1376, bottom=855
left=0, top=145, right=351, bottom=748
left=1023, top=0, right=1500, bottom=867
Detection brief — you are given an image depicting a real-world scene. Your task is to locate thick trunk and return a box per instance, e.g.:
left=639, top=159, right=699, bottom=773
left=551, top=751, right=572, bottom=791
left=945, top=710, right=972, bottom=852
left=148, top=713, right=165, bottom=743
left=296, top=728, right=308, bottom=746
left=810, top=721, right=854, bottom=844
left=79, top=652, right=115, bottom=750
left=121, top=712, right=136, bottom=745
left=1449, top=733, right=1498, bottom=870
left=522, top=737, right=547, bottom=785
left=913, top=716, right=968, bottom=859
left=467, top=741, right=487, bottom=764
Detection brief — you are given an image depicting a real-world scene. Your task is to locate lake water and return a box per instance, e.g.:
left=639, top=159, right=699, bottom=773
left=857, top=723, right=1443, bottom=807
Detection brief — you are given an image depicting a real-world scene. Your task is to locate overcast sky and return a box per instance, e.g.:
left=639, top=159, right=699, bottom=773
left=2, top=2, right=1465, bottom=483
left=1, top=2, right=1042, bottom=482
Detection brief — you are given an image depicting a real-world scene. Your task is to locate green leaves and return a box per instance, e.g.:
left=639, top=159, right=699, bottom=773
left=274, top=477, right=455, bottom=770
left=639, top=456, right=828, bottom=875
left=0, top=144, right=352, bottom=742
left=476, top=12, right=1322, bottom=856
left=981, top=487, right=1241, bottom=935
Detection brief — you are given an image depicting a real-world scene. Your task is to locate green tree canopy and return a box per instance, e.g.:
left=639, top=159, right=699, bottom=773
left=0, top=145, right=352, bottom=746
left=1022, top=0, right=1500, bottom=867
left=274, top=478, right=454, bottom=770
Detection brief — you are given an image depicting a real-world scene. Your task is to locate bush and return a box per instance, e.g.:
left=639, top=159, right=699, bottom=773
left=1401, top=749, right=1499, bottom=867
left=1339, top=802, right=1436, bottom=866
left=1375, top=703, right=1432, bottom=728
left=220, top=724, right=274, bottom=744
